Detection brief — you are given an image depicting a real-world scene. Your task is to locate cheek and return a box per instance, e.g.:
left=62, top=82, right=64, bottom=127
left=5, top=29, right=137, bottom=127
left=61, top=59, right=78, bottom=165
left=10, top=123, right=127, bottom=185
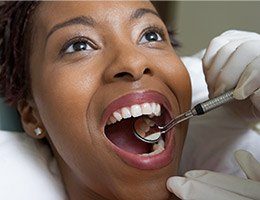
left=31, top=65, right=102, bottom=158
left=167, top=63, right=191, bottom=112
left=153, top=52, right=191, bottom=111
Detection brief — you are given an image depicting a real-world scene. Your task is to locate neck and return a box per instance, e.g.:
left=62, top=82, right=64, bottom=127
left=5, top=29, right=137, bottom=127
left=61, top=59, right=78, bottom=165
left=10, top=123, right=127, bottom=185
left=46, top=136, right=109, bottom=200
left=55, top=153, right=108, bottom=200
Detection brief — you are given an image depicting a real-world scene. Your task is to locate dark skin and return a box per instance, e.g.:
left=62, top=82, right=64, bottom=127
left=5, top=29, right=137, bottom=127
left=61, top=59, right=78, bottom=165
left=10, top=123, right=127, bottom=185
left=17, top=1, right=190, bottom=200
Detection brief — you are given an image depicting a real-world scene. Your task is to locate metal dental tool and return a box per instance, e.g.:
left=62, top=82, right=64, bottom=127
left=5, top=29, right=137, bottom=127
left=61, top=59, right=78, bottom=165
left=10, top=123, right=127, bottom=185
left=133, top=90, right=235, bottom=144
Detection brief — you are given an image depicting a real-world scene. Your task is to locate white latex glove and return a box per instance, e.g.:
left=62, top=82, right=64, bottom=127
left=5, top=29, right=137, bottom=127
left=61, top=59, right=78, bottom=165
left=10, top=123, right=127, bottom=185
left=202, top=30, right=260, bottom=118
left=167, top=150, right=260, bottom=200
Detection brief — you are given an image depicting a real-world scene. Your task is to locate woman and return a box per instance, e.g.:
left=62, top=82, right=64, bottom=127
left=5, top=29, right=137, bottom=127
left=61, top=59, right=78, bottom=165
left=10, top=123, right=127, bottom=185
left=2, top=2, right=260, bottom=200
left=0, top=1, right=191, bottom=199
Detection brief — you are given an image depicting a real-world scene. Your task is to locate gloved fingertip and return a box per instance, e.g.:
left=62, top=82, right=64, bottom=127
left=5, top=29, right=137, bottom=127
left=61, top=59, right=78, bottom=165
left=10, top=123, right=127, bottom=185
left=234, top=149, right=250, bottom=161
left=233, top=69, right=258, bottom=100
left=233, top=89, right=247, bottom=100
left=233, top=84, right=251, bottom=100
left=234, top=149, right=260, bottom=181
left=166, top=177, right=186, bottom=193
left=185, top=170, right=207, bottom=178
left=235, top=149, right=258, bottom=165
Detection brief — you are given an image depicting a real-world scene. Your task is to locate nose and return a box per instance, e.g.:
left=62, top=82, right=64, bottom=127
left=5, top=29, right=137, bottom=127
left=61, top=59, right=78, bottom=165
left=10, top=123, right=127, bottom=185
left=103, top=45, right=153, bottom=83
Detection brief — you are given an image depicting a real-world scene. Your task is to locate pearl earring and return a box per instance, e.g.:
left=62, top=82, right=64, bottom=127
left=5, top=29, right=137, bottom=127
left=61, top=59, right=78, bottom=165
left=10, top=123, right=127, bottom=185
left=34, top=127, right=43, bottom=136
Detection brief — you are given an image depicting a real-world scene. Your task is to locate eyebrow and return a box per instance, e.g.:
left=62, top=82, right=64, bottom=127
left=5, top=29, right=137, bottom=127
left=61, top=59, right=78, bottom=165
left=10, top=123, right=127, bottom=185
left=45, top=15, right=95, bottom=43
left=45, top=8, right=160, bottom=44
left=130, top=8, right=160, bottom=20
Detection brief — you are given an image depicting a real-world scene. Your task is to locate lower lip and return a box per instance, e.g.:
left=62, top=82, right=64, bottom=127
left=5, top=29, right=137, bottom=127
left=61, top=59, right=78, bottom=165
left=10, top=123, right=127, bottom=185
left=107, top=129, right=175, bottom=170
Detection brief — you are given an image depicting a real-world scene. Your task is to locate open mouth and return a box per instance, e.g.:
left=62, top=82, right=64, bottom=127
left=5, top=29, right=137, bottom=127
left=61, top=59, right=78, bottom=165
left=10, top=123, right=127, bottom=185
left=105, top=102, right=168, bottom=156
left=101, top=91, right=175, bottom=170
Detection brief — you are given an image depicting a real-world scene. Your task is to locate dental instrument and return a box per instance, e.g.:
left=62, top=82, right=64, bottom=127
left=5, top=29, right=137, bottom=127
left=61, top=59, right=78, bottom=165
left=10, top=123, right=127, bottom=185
left=133, top=90, right=235, bottom=143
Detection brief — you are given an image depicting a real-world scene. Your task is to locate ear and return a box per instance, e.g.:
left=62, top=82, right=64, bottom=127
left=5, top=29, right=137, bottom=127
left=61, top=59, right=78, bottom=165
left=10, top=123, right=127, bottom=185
left=17, top=99, right=46, bottom=139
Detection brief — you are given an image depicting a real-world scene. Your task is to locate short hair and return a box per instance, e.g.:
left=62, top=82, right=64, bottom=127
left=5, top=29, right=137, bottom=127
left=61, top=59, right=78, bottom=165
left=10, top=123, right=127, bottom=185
left=0, top=1, right=40, bottom=106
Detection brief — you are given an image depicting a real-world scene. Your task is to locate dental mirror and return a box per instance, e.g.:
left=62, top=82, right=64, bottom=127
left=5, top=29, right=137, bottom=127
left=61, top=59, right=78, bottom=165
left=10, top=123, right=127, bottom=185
left=133, top=90, right=235, bottom=144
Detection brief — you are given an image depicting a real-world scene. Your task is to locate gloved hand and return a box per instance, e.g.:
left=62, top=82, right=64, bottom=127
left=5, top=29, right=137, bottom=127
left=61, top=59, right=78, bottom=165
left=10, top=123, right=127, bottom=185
left=202, top=30, right=260, bottom=119
left=167, top=150, right=260, bottom=200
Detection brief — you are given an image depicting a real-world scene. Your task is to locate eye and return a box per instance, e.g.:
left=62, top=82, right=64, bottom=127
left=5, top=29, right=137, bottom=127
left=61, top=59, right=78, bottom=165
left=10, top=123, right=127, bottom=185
left=139, top=30, right=163, bottom=44
left=65, top=40, right=93, bottom=53
left=60, top=37, right=98, bottom=56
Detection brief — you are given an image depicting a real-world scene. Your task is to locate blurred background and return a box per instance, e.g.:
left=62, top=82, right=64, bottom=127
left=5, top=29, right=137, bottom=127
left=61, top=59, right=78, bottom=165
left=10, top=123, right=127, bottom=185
left=154, top=1, right=260, bottom=56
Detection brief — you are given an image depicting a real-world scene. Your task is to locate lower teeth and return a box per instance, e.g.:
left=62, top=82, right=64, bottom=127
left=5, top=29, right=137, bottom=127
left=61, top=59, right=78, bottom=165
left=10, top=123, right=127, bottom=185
left=139, top=137, right=165, bottom=157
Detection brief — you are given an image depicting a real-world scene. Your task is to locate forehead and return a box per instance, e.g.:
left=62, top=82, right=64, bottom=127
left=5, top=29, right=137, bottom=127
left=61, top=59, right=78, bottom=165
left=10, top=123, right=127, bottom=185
left=35, top=1, right=156, bottom=29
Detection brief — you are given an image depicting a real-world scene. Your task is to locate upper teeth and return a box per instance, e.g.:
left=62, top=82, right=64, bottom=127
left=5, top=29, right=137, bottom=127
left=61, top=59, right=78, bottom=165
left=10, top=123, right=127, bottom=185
left=106, top=102, right=161, bottom=125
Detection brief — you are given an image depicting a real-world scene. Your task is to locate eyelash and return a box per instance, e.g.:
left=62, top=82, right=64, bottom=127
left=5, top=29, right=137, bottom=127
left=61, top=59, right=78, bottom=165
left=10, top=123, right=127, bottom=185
left=59, top=36, right=97, bottom=56
left=140, top=25, right=166, bottom=43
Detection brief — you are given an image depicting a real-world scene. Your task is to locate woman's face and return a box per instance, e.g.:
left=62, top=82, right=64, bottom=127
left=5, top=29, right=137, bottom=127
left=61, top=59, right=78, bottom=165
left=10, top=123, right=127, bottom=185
left=27, top=1, right=191, bottom=199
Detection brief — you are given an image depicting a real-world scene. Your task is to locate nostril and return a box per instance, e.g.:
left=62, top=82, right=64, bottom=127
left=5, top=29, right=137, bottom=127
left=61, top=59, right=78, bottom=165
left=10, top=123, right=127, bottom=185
left=114, top=68, right=152, bottom=80
left=143, top=68, right=151, bottom=75
left=114, top=72, right=134, bottom=79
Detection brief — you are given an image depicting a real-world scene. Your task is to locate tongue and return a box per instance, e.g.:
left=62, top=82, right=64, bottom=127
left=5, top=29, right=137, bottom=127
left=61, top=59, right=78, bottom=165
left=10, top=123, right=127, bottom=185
left=105, top=118, right=152, bottom=154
